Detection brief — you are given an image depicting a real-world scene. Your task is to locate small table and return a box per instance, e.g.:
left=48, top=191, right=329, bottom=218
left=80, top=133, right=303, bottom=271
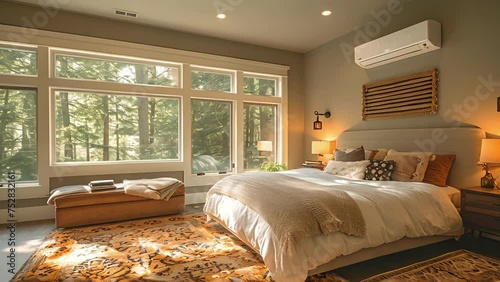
left=460, top=186, right=500, bottom=239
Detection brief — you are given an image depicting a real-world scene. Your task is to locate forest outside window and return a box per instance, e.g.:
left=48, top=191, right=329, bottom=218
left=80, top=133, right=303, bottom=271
left=54, top=90, right=180, bottom=163
left=0, top=87, right=37, bottom=183
left=54, top=53, right=180, bottom=87
left=191, top=69, right=233, bottom=93
left=243, top=104, right=277, bottom=170
left=0, top=45, right=37, bottom=76
left=191, top=99, right=232, bottom=174
left=243, top=76, right=277, bottom=97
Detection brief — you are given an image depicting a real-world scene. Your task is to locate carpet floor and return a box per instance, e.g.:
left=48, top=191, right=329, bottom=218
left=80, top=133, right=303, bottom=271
left=12, top=214, right=346, bottom=281
left=361, top=249, right=500, bottom=282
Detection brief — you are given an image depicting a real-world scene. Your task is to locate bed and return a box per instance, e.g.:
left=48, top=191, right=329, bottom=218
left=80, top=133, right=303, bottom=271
left=204, top=127, right=484, bottom=282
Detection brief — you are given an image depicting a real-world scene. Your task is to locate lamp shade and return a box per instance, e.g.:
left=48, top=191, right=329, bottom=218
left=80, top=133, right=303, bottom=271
left=257, top=140, right=273, bottom=152
left=479, top=139, right=500, bottom=164
left=311, top=140, right=334, bottom=155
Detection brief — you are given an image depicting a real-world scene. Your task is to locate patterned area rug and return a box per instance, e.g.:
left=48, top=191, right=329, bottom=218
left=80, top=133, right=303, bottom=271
left=13, top=214, right=347, bottom=281
left=361, top=249, right=500, bottom=282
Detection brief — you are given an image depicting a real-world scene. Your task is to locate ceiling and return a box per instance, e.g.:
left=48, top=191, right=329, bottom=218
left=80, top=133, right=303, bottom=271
left=11, top=0, right=395, bottom=53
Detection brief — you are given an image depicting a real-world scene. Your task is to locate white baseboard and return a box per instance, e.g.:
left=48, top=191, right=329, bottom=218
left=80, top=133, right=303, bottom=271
left=186, top=192, right=207, bottom=205
left=0, top=206, right=55, bottom=224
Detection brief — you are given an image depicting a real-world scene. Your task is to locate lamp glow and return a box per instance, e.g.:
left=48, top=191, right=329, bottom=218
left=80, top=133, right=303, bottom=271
left=479, top=139, right=500, bottom=188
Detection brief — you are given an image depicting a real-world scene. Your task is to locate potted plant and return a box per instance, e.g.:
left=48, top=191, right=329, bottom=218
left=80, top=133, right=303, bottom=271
left=259, top=161, right=287, bottom=172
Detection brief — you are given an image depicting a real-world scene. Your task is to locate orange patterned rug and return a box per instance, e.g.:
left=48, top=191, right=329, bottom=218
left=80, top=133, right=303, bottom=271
left=361, top=249, right=500, bottom=282
left=12, top=213, right=347, bottom=281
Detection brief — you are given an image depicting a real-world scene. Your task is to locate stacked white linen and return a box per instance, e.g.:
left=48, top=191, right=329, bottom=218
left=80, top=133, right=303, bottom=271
left=204, top=168, right=463, bottom=282
left=123, top=177, right=183, bottom=200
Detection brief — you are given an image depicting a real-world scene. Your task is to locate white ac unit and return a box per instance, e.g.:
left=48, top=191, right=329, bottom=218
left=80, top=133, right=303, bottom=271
left=354, top=20, right=441, bottom=69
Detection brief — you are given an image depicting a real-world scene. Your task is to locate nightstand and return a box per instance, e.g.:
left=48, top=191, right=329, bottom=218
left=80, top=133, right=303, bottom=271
left=460, top=186, right=500, bottom=239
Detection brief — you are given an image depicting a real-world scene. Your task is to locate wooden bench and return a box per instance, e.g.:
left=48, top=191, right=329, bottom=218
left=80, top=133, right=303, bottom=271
left=49, top=171, right=185, bottom=228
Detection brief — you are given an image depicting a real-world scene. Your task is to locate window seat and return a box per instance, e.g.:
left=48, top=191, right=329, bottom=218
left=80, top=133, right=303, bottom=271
left=52, top=186, right=185, bottom=228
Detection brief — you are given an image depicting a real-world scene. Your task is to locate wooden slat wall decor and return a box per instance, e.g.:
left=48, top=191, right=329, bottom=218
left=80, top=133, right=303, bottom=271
left=362, top=68, right=438, bottom=120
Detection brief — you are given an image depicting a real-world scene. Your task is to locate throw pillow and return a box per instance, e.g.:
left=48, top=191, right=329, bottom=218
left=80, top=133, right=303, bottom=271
left=324, top=160, right=371, bottom=179
left=423, top=154, right=456, bottom=187
left=364, top=149, right=379, bottom=160
left=384, top=154, right=422, bottom=182
left=385, top=149, right=433, bottom=182
left=364, top=160, right=396, bottom=181
left=334, top=146, right=365, bottom=162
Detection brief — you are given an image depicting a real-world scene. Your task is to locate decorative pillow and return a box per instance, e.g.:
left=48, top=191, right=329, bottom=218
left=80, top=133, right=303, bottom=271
left=364, top=160, right=396, bottom=181
left=364, top=149, right=379, bottom=160
left=385, top=149, right=433, bottom=182
left=364, top=148, right=388, bottom=160
left=423, top=154, right=456, bottom=187
left=334, top=146, right=365, bottom=162
left=384, top=154, right=422, bottom=182
left=324, top=160, right=371, bottom=180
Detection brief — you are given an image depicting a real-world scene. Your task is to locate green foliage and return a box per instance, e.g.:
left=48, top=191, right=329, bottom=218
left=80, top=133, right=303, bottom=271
left=259, top=161, right=287, bottom=172
left=0, top=88, right=37, bottom=181
left=0, top=48, right=37, bottom=75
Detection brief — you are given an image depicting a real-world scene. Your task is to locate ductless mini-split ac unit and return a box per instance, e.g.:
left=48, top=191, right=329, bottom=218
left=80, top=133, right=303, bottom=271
left=354, top=20, right=441, bottom=69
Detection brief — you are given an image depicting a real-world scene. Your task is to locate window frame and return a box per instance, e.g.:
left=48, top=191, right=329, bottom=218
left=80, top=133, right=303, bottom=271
left=243, top=72, right=281, bottom=97
left=49, top=88, right=183, bottom=166
left=190, top=98, right=234, bottom=174
left=0, top=86, right=38, bottom=184
left=0, top=42, right=38, bottom=77
left=50, top=48, right=182, bottom=88
left=0, top=24, right=289, bottom=200
left=242, top=102, right=278, bottom=171
left=190, top=66, right=236, bottom=94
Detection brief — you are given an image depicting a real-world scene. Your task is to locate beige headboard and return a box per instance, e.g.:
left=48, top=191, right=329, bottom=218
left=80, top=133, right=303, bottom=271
left=337, top=127, right=485, bottom=188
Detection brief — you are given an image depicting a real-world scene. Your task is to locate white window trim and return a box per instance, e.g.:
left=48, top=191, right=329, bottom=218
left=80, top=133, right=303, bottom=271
left=51, top=48, right=182, bottom=88
left=49, top=88, right=183, bottom=165
left=0, top=24, right=289, bottom=200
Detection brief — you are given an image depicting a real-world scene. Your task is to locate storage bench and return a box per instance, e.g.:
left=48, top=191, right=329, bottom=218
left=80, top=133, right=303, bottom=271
left=53, top=185, right=185, bottom=228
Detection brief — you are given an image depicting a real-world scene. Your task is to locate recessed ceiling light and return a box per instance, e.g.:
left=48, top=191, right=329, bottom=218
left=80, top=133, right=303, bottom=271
left=321, top=10, right=332, bottom=16
left=217, top=13, right=226, bottom=19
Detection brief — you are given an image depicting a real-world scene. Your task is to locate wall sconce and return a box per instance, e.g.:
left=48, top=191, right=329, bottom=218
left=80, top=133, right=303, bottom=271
left=313, top=111, right=331, bottom=130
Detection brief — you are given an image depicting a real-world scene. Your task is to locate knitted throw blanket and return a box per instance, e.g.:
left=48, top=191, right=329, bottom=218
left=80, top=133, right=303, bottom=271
left=207, top=172, right=366, bottom=254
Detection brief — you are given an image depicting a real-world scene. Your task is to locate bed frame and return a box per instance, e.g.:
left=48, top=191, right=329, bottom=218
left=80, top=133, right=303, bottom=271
left=308, top=127, right=484, bottom=274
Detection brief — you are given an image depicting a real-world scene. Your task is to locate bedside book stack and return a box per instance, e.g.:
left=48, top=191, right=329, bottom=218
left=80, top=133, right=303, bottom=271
left=88, top=180, right=116, bottom=191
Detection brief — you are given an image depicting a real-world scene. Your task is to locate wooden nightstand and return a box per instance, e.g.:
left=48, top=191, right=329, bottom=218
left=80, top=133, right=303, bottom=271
left=460, top=186, right=500, bottom=238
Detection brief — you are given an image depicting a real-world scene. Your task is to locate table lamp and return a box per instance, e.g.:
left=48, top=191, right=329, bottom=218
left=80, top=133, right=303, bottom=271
left=479, top=139, right=500, bottom=188
left=312, top=140, right=335, bottom=164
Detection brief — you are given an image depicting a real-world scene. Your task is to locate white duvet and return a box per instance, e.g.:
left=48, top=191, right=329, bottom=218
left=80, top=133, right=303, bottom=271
left=204, top=168, right=463, bottom=282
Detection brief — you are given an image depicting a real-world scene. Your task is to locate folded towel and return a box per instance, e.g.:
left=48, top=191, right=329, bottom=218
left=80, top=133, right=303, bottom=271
left=47, top=185, right=91, bottom=205
left=123, top=177, right=183, bottom=200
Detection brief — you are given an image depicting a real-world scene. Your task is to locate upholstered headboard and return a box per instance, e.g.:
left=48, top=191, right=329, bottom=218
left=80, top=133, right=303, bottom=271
left=337, top=127, right=485, bottom=188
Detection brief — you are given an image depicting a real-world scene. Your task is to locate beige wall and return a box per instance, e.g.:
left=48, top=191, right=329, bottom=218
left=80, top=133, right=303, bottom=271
left=304, top=0, right=500, bottom=160
left=0, top=1, right=305, bottom=168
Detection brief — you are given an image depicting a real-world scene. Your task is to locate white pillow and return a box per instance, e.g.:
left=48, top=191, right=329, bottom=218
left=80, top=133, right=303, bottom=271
left=324, top=160, right=371, bottom=180
left=385, top=149, right=433, bottom=182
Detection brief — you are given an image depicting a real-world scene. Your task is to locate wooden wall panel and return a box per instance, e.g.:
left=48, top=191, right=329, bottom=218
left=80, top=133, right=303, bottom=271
left=362, top=68, right=438, bottom=120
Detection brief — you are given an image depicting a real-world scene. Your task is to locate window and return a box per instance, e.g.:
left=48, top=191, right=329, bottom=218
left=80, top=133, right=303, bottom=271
left=191, top=99, right=232, bottom=174
left=0, top=87, right=37, bottom=182
left=0, top=46, right=37, bottom=76
left=191, top=69, right=232, bottom=92
left=54, top=90, right=179, bottom=163
left=243, top=104, right=277, bottom=170
left=55, top=54, right=180, bottom=87
left=244, top=76, right=277, bottom=96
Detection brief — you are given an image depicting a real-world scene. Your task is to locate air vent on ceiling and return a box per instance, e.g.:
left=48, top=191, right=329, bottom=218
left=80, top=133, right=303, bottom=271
left=114, top=9, right=139, bottom=18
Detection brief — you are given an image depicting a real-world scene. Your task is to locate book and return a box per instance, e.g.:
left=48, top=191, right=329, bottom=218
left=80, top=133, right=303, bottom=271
left=89, top=180, right=116, bottom=191
left=304, top=160, right=322, bottom=164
